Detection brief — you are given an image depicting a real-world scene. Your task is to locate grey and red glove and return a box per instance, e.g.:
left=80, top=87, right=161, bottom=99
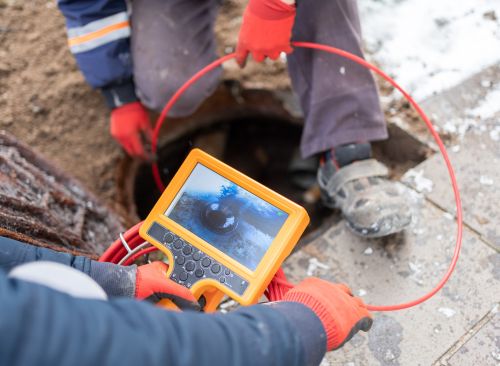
left=91, top=261, right=199, bottom=310
left=110, top=101, right=153, bottom=159
left=236, top=0, right=296, bottom=67
left=284, top=278, right=373, bottom=351
left=135, top=262, right=199, bottom=310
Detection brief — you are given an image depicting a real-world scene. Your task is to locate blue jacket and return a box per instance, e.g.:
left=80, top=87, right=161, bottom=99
left=0, top=237, right=326, bottom=366
left=57, top=0, right=138, bottom=108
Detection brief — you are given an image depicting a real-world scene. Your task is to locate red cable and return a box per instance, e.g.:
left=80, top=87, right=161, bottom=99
left=99, top=223, right=288, bottom=300
left=122, top=246, right=158, bottom=266
left=151, top=54, right=236, bottom=191
left=103, top=42, right=463, bottom=312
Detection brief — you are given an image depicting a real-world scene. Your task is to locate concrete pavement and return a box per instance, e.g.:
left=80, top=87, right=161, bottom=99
left=286, top=63, right=500, bottom=365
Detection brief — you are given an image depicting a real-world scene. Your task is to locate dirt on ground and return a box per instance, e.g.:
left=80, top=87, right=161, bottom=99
left=0, top=0, right=122, bottom=211
left=0, top=0, right=291, bottom=214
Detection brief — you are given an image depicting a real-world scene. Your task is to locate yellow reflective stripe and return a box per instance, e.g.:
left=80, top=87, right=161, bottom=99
left=68, top=21, right=130, bottom=47
left=67, top=12, right=128, bottom=38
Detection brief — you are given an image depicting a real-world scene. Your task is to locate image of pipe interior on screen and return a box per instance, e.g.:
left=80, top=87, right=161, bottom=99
left=166, top=164, right=288, bottom=271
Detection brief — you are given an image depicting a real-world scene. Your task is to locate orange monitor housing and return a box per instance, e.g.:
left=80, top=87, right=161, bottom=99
left=140, top=149, right=309, bottom=311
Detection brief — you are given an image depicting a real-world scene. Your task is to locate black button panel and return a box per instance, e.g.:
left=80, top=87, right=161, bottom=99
left=173, top=239, right=183, bottom=250
left=185, top=261, right=195, bottom=272
left=147, top=222, right=249, bottom=295
left=211, top=264, right=221, bottom=274
left=201, top=257, right=211, bottom=268
left=179, top=271, right=188, bottom=282
left=195, top=268, right=204, bottom=278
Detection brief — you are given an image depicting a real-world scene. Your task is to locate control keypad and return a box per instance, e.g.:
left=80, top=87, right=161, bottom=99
left=147, top=222, right=249, bottom=295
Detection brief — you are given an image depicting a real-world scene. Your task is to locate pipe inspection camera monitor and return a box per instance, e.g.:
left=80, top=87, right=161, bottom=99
left=140, top=149, right=309, bottom=311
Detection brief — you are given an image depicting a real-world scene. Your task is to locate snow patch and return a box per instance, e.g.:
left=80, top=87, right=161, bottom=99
left=489, top=126, right=500, bottom=142
left=481, top=80, right=493, bottom=88
left=359, top=0, right=500, bottom=100
left=306, top=258, right=330, bottom=276
left=491, top=351, right=500, bottom=362
left=403, top=169, right=434, bottom=193
left=438, top=307, right=457, bottom=318
left=467, top=83, right=500, bottom=120
left=443, top=212, right=455, bottom=221
left=442, top=118, right=478, bottom=140
left=480, top=175, right=494, bottom=186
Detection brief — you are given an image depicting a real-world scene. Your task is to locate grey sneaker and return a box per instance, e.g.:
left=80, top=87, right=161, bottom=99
left=318, top=149, right=411, bottom=238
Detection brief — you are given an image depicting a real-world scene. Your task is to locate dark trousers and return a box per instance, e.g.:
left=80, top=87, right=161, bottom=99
left=131, top=0, right=387, bottom=158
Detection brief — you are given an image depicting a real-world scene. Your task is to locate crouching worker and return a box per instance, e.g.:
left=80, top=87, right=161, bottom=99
left=0, top=236, right=372, bottom=366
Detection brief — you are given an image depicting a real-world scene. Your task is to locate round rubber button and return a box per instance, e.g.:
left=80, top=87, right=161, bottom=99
left=195, top=269, right=204, bottom=278
left=219, top=277, right=226, bottom=284
left=192, top=251, right=202, bottom=261
left=179, top=271, right=188, bottom=281
left=224, top=269, right=230, bottom=276
left=173, top=239, right=183, bottom=249
left=164, top=233, right=174, bottom=243
left=211, top=264, right=221, bottom=274
left=185, top=261, right=195, bottom=272
left=175, top=256, right=185, bottom=265
left=182, top=245, right=192, bottom=256
left=201, top=258, right=211, bottom=267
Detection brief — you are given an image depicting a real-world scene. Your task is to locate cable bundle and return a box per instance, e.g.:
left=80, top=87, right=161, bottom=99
left=99, top=222, right=292, bottom=302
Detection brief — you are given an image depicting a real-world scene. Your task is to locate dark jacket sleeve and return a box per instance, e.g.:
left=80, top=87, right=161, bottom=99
left=0, top=270, right=326, bottom=366
left=0, top=236, right=136, bottom=298
left=57, top=0, right=138, bottom=108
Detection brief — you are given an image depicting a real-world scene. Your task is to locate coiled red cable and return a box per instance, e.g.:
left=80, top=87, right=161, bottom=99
left=101, top=42, right=463, bottom=312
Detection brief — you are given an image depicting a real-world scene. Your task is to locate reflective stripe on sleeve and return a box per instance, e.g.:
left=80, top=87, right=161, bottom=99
left=67, top=12, right=131, bottom=54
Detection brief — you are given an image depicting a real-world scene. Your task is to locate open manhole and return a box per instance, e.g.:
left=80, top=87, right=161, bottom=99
left=123, top=83, right=431, bottom=247
left=134, top=116, right=334, bottom=244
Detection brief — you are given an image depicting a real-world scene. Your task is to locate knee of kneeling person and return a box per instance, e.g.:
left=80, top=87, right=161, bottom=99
left=136, top=67, right=222, bottom=117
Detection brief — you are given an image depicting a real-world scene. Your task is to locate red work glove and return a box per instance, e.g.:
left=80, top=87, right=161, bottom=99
left=110, top=101, right=153, bottom=159
left=284, top=278, right=373, bottom=351
left=136, top=262, right=199, bottom=310
left=236, top=0, right=296, bottom=67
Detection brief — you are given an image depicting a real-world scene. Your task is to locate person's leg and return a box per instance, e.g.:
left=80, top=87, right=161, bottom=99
left=288, top=0, right=411, bottom=238
left=287, top=0, right=387, bottom=158
left=131, top=0, right=221, bottom=116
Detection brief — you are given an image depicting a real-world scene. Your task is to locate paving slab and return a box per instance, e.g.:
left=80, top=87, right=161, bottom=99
left=383, top=62, right=500, bottom=160
left=420, top=62, right=500, bottom=129
left=443, top=306, right=500, bottom=366
left=283, top=185, right=500, bottom=365
left=402, top=134, right=500, bottom=252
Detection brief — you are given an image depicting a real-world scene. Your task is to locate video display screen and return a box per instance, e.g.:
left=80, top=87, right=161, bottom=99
left=165, top=164, right=289, bottom=271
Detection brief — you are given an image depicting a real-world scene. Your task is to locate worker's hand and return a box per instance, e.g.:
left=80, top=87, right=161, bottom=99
left=136, top=262, right=199, bottom=310
left=110, top=101, right=153, bottom=159
left=235, top=0, right=296, bottom=67
left=283, top=278, right=372, bottom=351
